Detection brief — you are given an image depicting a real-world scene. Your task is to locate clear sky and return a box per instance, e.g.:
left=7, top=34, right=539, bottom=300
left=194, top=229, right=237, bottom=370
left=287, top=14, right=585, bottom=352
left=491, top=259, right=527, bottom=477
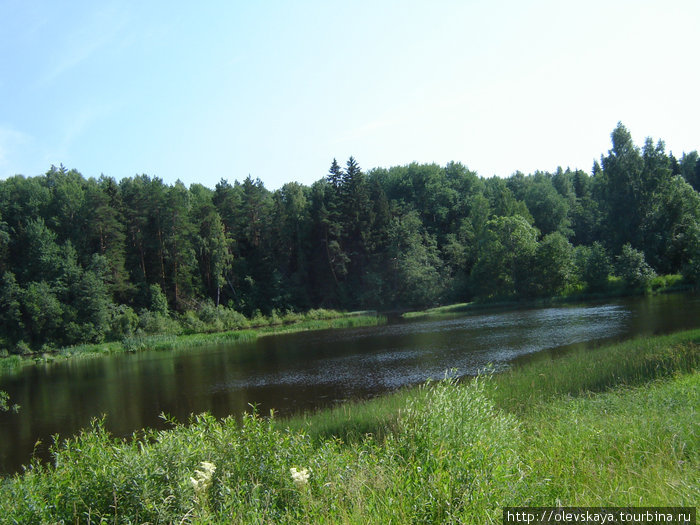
left=1, top=0, right=699, bottom=189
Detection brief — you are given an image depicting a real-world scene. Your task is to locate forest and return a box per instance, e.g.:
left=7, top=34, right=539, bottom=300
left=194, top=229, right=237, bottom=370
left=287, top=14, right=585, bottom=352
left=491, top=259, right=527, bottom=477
left=0, top=123, right=699, bottom=354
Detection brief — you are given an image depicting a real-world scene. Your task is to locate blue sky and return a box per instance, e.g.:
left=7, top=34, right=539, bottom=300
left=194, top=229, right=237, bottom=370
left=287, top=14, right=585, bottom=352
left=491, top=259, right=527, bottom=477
left=1, top=0, right=699, bottom=189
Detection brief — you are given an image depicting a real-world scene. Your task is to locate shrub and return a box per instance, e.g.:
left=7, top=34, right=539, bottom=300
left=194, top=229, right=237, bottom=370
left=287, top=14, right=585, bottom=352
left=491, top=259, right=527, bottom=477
left=218, top=308, right=249, bottom=331
left=148, top=284, right=170, bottom=316
left=576, top=242, right=612, bottom=292
left=106, top=304, right=139, bottom=340
left=12, top=340, right=32, bottom=356
left=616, top=243, right=656, bottom=291
left=650, top=274, right=684, bottom=292
left=180, top=309, right=207, bottom=334
left=137, top=310, right=181, bottom=335
left=249, top=310, right=269, bottom=327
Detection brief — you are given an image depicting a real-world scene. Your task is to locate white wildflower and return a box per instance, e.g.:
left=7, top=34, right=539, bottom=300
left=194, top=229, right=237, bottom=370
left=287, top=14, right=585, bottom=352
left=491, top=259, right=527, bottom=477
left=190, top=461, right=216, bottom=500
left=290, top=467, right=310, bottom=488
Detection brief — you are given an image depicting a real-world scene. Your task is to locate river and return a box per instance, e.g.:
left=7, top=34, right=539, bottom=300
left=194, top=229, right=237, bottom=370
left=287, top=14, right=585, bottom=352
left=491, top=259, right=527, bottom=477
left=1, top=292, right=699, bottom=475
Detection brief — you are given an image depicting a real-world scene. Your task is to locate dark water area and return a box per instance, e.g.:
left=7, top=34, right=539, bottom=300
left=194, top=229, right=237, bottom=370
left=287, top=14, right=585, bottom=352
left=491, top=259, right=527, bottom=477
left=1, top=293, right=699, bottom=475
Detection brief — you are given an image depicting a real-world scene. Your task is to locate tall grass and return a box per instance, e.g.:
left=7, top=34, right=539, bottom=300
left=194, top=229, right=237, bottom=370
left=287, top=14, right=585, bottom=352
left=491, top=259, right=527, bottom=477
left=519, top=373, right=699, bottom=506
left=488, top=329, right=700, bottom=413
left=0, top=354, right=23, bottom=373
left=279, top=386, right=418, bottom=444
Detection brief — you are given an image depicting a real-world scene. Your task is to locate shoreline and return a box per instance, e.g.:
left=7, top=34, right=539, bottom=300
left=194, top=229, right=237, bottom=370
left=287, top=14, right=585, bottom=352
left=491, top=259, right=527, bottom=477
left=0, top=311, right=386, bottom=375
left=2, top=284, right=695, bottom=373
left=399, top=283, right=694, bottom=319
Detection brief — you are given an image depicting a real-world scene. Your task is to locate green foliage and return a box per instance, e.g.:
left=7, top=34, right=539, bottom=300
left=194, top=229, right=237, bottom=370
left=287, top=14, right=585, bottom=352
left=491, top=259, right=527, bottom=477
left=531, top=232, right=574, bottom=296
left=599, top=123, right=646, bottom=252
left=106, top=303, right=139, bottom=340
left=0, top=376, right=520, bottom=523
left=387, top=210, right=445, bottom=307
left=683, top=256, right=700, bottom=288
left=680, top=151, right=700, bottom=191
left=180, top=300, right=251, bottom=334
left=18, top=217, right=62, bottom=282
left=650, top=273, right=684, bottom=292
left=642, top=175, right=700, bottom=272
left=616, top=243, right=656, bottom=291
left=0, top=272, right=24, bottom=346
left=0, top=125, right=698, bottom=351
left=511, top=172, right=572, bottom=236
left=471, top=215, right=539, bottom=298
left=0, top=213, right=9, bottom=275
left=147, top=283, right=170, bottom=316
left=0, top=390, right=19, bottom=412
left=20, top=281, right=64, bottom=348
left=137, top=310, right=182, bottom=336
left=576, top=242, right=612, bottom=292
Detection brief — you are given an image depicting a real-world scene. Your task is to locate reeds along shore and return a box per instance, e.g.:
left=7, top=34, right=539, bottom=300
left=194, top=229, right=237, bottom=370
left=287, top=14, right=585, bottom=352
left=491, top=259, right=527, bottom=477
left=0, top=329, right=697, bottom=523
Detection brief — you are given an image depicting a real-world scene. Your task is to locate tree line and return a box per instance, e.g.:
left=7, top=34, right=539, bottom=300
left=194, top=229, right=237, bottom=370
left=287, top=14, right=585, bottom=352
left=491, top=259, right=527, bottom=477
left=1, top=123, right=699, bottom=353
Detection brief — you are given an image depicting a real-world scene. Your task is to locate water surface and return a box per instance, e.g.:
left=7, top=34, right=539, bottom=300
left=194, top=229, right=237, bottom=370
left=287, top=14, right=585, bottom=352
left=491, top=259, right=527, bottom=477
left=1, top=293, right=698, bottom=474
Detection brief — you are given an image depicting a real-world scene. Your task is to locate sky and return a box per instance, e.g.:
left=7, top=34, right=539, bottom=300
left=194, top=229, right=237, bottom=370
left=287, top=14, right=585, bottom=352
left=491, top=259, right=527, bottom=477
left=1, top=0, right=699, bottom=190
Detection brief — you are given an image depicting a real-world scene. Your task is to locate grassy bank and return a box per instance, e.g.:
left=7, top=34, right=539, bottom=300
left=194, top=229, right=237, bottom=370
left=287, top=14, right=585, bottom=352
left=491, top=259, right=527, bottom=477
left=0, top=311, right=385, bottom=374
left=0, top=331, right=697, bottom=523
left=488, top=328, right=700, bottom=412
left=279, top=329, right=700, bottom=442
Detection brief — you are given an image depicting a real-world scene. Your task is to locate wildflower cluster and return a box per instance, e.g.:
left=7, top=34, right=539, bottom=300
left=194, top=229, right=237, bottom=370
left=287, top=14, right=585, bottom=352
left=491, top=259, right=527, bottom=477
left=190, top=461, right=216, bottom=501
left=290, top=467, right=311, bottom=488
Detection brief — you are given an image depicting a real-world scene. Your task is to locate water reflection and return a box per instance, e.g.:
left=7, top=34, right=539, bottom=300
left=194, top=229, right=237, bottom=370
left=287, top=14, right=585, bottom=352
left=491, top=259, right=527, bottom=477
left=0, top=293, right=698, bottom=474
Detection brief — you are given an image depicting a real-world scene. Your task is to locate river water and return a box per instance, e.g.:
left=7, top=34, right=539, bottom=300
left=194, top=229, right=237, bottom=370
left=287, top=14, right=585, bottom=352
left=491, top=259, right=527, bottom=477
left=1, top=293, right=698, bottom=474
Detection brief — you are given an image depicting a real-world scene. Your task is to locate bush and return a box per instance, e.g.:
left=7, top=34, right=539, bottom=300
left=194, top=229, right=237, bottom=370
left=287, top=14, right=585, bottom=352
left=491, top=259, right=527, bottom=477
left=218, top=307, right=249, bottom=331
left=249, top=310, right=269, bottom=327
left=137, top=310, right=181, bottom=335
left=576, top=242, right=612, bottom=292
left=304, top=309, right=340, bottom=321
left=616, top=243, right=656, bottom=291
left=148, top=283, right=170, bottom=316
left=106, top=304, right=139, bottom=340
left=281, top=310, right=303, bottom=325
left=12, top=340, right=32, bottom=356
left=393, top=376, right=522, bottom=521
left=180, top=302, right=251, bottom=334
left=180, top=309, right=207, bottom=334
left=650, top=274, right=684, bottom=292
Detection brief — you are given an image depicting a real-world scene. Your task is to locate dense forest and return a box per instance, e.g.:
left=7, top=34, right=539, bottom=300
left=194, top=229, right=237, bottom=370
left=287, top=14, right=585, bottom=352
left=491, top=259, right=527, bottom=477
left=1, top=123, right=699, bottom=354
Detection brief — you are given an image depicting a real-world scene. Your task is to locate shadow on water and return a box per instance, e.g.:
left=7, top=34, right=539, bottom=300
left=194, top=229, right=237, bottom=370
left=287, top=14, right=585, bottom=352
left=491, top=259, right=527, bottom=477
left=1, top=292, right=699, bottom=475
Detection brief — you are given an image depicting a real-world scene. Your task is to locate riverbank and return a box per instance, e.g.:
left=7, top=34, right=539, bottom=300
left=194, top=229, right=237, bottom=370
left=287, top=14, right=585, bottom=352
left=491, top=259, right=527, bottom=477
left=0, top=310, right=386, bottom=374
left=401, top=275, right=692, bottom=319
left=1, top=277, right=691, bottom=370
left=1, top=329, right=697, bottom=522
